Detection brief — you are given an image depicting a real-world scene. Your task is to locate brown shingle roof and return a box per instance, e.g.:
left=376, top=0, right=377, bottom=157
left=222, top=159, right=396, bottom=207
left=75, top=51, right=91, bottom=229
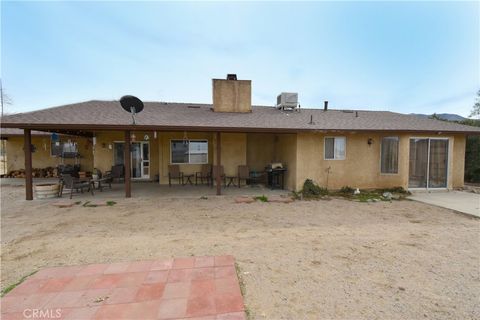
left=1, top=100, right=479, bottom=133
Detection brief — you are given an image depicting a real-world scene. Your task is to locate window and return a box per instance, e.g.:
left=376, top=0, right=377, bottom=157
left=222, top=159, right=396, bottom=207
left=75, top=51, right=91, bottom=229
left=171, top=140, right=208, bottom=164
left=381, top=137, right=399, bottom=174
left=324, top=137, right=346, bottom=160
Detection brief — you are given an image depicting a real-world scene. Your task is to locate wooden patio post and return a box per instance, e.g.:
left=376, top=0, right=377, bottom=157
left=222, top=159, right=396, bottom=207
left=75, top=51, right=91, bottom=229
left=216, top=132, right=221, bottom=196
left=24, top=129, right=33, bottom=200
left=124, top=130, right=131, bottom=198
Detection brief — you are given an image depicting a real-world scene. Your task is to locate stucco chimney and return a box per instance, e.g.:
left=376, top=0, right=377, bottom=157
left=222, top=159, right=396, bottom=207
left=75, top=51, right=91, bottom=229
left=212, top=75, right=252, bottom=113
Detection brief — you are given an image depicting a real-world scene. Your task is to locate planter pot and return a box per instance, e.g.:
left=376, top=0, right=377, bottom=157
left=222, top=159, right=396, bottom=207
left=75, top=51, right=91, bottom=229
left=34, top=183, right=61, bottom=199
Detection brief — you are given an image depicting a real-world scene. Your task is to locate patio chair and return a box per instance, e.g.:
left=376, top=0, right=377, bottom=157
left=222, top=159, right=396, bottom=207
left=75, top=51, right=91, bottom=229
left=211, top=165, right=226, bottom=187
left=60, top=173, right=94, bottom=199
left=105, top=164, right=124, bottom=182
left=237, top=165, right=250, bottom=188
left=168, top=165, right=184, bottom=186
left=195, top=164, right=212, bottom=185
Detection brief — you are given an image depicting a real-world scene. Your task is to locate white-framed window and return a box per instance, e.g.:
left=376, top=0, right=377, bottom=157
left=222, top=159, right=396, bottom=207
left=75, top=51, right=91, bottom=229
left=171, top=140, right=208, bottom=164
left=324, top=137, right=346, bottom=160
left=380, top=136, right=399, bottom=174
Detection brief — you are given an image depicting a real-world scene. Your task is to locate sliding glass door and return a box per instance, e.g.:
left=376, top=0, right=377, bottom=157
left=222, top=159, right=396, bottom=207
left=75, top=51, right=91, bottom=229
left=409, top=138, right=448, bottom=189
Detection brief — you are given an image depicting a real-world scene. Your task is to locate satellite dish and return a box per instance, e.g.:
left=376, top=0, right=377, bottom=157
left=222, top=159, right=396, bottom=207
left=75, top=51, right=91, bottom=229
left=120, top=95, right=144, bottom=125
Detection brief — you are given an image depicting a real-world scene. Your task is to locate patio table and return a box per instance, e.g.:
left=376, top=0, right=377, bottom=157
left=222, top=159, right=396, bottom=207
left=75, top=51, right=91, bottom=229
left=183, top=174, right=194, bottom=186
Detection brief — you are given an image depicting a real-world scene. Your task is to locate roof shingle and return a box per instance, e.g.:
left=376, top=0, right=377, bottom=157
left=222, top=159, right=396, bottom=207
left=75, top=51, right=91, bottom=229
left=1, top=100, right=479, bottom=133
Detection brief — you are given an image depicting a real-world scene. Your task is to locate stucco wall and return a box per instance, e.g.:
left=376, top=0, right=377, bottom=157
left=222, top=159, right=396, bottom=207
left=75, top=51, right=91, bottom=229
left=246, top=133, right=275, bottom=171
left=274, top=134, right=297, bottom=190
left=212, top=79, right=252, bottom=113
left=158, top=132, right=214, bottom=184
left=5, top=135, right=93, bottom=173
left=93, top=131, right=159, bottom=179
left=295, top=132, right=465, bottom=191
left=215, top=133, right=247, bottom=176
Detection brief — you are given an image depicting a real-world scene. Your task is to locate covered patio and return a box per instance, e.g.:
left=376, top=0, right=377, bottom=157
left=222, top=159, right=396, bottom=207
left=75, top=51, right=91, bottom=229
left=1, top=178, right=290, bottom=201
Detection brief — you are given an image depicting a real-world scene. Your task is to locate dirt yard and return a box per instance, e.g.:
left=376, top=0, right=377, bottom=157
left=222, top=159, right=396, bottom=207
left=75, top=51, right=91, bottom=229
left=1, top=184, right=479, bottom=319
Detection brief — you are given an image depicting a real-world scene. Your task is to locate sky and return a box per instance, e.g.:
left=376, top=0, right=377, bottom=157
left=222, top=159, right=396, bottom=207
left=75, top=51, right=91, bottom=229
left=1, top=1, right=479, bottom=117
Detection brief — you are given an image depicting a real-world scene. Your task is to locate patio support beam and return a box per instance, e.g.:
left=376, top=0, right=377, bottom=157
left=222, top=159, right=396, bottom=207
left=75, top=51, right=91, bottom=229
left=124, top=130, right=131, bottom=198
left=216, top=132, right=221, bottom=195
left=24, top=129, right=33, bottom=200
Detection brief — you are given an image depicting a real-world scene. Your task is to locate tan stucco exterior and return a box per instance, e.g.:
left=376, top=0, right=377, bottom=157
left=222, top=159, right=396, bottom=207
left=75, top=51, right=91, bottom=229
left=4, top=135, right=93, bottom=173
left=212, top=79, right=252, bottom=113
left=4, top=129, right=467, bottom=191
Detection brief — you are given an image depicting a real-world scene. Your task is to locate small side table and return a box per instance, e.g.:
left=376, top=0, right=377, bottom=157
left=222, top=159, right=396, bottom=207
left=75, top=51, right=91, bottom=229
left=183, top=174, right=194, bottom=186
left=226, top=176, right=237, bottom=187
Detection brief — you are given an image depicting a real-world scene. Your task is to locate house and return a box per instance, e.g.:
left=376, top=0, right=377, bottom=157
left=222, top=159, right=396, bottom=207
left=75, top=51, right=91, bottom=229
left=0, top=128, right=93, bottom=176
left=1, top=75, right=479, bottom=200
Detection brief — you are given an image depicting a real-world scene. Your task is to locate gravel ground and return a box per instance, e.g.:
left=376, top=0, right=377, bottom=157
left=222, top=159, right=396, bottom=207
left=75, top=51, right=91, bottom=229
left=1, top=185, right=479, bottom=319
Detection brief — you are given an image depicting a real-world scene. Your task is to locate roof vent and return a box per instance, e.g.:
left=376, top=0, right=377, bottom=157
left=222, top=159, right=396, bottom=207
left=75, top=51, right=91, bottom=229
left=226, top=74, right=237, bottom=80
left=276, top=92, right=299, bottom=111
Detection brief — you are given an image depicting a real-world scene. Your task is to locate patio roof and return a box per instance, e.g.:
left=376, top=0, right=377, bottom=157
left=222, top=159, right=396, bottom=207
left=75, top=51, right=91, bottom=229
left=1, top=100, right=479, bottom=134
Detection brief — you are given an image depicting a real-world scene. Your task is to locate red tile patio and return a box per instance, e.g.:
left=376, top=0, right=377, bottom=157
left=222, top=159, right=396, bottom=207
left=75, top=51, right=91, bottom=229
left=1, top=256, right=246, bottom=320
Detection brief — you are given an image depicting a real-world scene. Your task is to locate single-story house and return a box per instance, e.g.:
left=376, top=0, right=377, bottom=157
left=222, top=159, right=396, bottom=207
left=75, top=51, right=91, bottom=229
left=1, top=76, right=479, bottom=200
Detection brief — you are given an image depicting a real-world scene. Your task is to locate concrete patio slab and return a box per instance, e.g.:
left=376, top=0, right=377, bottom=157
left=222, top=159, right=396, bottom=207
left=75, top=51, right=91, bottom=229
left=409, top=190, right=480, bottom=218
left=1, top=256, right=245, bottom=320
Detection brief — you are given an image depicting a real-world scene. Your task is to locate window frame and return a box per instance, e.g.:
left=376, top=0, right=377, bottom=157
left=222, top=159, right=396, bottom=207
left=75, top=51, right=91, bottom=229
left=324, top=136, right=346, bottom=160
left=170, top=139, right=208, bottom=165
left=380, top=136, right=399, bottom=175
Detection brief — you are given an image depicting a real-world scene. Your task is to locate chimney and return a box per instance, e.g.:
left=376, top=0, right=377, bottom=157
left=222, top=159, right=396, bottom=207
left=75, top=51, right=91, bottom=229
left=324, top=101, right=328, bottom=111
left=212, top=75, right=252, bottom=113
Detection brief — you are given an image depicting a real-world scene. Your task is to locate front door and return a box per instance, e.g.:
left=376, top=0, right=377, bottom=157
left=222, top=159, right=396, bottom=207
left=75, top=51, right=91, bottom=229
left=408, top=138, right=448, bottom=189
left=113, top=141, right=150, bottom=179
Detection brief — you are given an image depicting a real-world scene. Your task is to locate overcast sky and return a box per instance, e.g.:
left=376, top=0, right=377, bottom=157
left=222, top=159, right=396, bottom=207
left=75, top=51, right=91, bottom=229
left=2, top=1, right=479, bottom=117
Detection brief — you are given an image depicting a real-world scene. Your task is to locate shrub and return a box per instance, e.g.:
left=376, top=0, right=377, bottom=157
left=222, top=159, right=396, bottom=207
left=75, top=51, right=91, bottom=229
left=339, top=186, right=354, bottom=195
left=254, top=195, right=268, bottom=202
left=301, top=179, right=328, bottom=198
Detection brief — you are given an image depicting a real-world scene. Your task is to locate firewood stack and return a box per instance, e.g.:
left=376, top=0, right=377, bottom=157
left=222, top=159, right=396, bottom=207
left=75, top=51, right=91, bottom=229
left=7, top=167, right=59, bottom=178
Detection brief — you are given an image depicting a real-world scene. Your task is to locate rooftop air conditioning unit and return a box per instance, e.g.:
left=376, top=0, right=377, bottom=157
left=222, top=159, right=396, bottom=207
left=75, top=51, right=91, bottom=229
left=276, top=92, right=298, bottom=110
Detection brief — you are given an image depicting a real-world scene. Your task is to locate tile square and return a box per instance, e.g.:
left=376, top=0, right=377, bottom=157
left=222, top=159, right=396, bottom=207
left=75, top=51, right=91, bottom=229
left=144, top=270, right=169, bottom=284
left=195, top=256, right=215, bottom=268
left=214, top=293, right=244, bottom=314
left=150, top=259, right=173, bottom=271
left=191, top=267, right=215, bottom=281
left=190, top=280, right=215, bottom=298
left=77, top=264, right=109, bottom=277
left=126, top=260, right=153, bottom=273
left=215, top=266, right=236, bottom=279
left=214, top=256, right=235, bottom=267
left=124, top=300, right=161, bottom=319
left=173, top=257, right=196, bottom=269
left=116, top=272, right=147, bottom=288
left=103, top=262, right=131, bottom=274
left=39, top=277, right=74, bottom=293
left=75, top=288, right=112, bottom=307
left=65, top=306, right=100, bottom=320
left=186, top=295, right=216, bottom=318
left=63, top=275, right=98, bottom=291
left=44, top=290, right=85, bottom=308
left=33, top=266, right=70, bottom=279
left=168, top=268, right=194, bottom=282
left=89, top=274, right=122, bottom=289
left=157, top=298, right=187, bottom=319
left=135, top=283, right=165, bottom=301
left=163, top=282, right=191, bottom=299
left=93, top=302, right=133, bottom=319
left=8, top=278, right=48, bottom=296
left=214, top=278, right=241, bottom=296
left=105, top=287, right=139, bottom=305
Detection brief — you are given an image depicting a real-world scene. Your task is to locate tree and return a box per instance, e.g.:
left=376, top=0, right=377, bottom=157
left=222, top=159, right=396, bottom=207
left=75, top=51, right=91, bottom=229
left=0, top=79, right=13, bottom=118
left=471, top=89, right=480, bottom=118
